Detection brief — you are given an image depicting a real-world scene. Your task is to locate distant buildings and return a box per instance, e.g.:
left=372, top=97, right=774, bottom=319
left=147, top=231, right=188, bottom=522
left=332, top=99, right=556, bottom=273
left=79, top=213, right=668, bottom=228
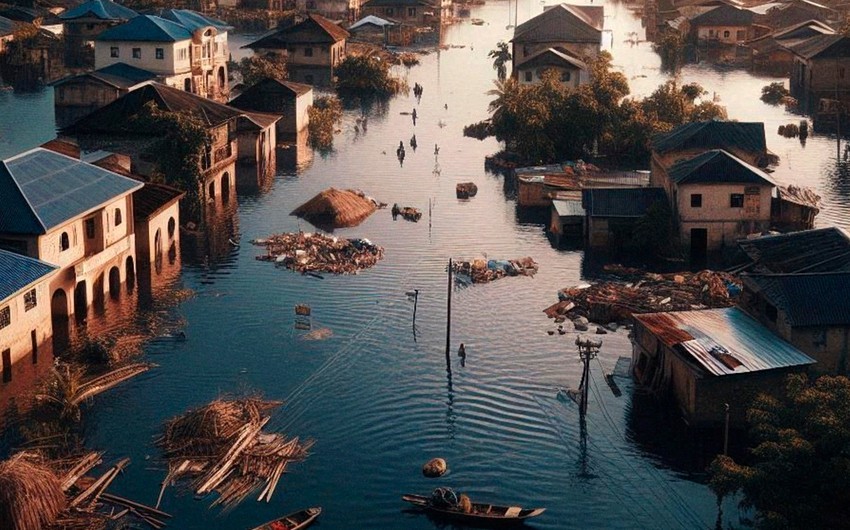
left=60, top=0, right=138, bottom=67
left=788, top=35, right=850, bottom=113
left=747, top=19, right=834, bottom=75
left=687, top=4, right=755, bottom=45
left=360, top=0, right=443, bottom=26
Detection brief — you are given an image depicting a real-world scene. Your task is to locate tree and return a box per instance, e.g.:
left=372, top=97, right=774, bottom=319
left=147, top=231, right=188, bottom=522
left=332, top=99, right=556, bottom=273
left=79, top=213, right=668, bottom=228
left=307, top=95, right=342, bottom=150
left=334, top=55, right=402, bottom=96
left=653, top=31, right=686, bottom=73
left=488, top=41, right=512, bottom=81
left=760, top=82, right=791, bottom=105
left=237, top=55, right=287, bottom=88
left=709, top=374, right=850, bottom=529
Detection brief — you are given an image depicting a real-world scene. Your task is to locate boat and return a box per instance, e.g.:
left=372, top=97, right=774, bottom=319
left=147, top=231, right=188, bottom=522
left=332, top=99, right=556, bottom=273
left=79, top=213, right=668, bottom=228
left=250, top=507, right=322, bottom=530
left=402, top=493, right=545, bottom=524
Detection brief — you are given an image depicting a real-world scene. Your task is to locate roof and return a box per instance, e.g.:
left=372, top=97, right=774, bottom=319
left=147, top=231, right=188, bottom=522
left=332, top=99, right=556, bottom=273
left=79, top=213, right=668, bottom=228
left=667, top=149, right=775, bottom=185
left=238, top=111, right=281, bottom=131
left=96, top=14, right=192, bottom=42
left=512, top=4, right=603, bottom=44
left=746, top=2, right=782, bottom=15
left=0, top=6, right=61, bottom=25
left=64, top=82, right=244, bottom=134
left=582, top=187, right=667, bottom=217
left=53, top=62, right=159, bottom=89
left=515, top=46, right=587, bottom=70
left=349, top=15, right=395, bottom=30
left=0, top=249, right=58, bottom=302
left=59, top=0, right=138, bottom=21
left=246, top=14, right=348, bottom=48
left=689, top=4, right=754, bottom=25
left=41, top=138, right=81, bottom=158
left=743, top=273, right=850, bottom=326
left=787, top=34, right=850, bottom=59
left=0, top=15, right=15, bottom=37
left=148, top=8, right=232, bottom=32
left=634, top=307, right=815, bottom=376
left=552, top=198, right=585, bottom=217
left=652, top=121, right=766, bottom=154
left=0, top=147, right=142, bottom=235
left=773, top=19, right=834, bottom=40
left=362, top=0, right=436, bottom=6
left=228, top=77, right=312, bottom=111
left=133, top=181, right=185, bottom=219
left=736, top=227, right=850, bottom=273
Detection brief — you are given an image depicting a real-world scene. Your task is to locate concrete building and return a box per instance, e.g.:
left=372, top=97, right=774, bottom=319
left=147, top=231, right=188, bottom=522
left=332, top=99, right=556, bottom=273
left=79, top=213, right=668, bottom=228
left=582, top=187, right=667, bottom=248
left=514, top=47, right=588, bottom=87
left=60, top=0, right=138, bottom=67
left=95, top=10, right=231, bottom=102
left=688, top=4, right=755, bottom=45
left=632, top=307, right=815, bottom=426
left=788, top=34, right=850, bottom=113
left=0, top=250, right=58, bottom=387
left=510, top=4, right=603, bottom=76
left=52, top=63, right=160, bottom=128
left=228, top=77, right=313, bottom=136
left=747, top=19, right=834, bottom=75
left=297, top=0, right=361, bottom=22
left=0, top=147, right=143, bottom=328
left=360, top=0, right=442, bottom=26
left=245, top=14, right=349, bottom=86
left=234, top=112, right=279, bottom=191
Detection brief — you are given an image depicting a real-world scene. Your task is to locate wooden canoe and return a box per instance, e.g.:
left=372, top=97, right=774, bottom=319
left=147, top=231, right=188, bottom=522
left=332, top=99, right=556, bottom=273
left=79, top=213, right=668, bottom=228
left=402, top=494, right=545, bottom=524
left=250, top=507, right=322, bottom=530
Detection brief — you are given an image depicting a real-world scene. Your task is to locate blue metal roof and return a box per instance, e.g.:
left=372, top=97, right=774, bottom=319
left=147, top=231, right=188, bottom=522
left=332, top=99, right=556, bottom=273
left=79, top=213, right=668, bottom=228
left=60, top=0, right=137, bottom=21
left=0, top=249, right=57, bottom=302
left=635, top=307, right=815, bottom=376
left=151, top=8, right=232, bottom=32
left=96, top=14, right=192, bottom=42
left=652, top=121, right=766, bottom=154
left=0, top=148, right=143, bottom=235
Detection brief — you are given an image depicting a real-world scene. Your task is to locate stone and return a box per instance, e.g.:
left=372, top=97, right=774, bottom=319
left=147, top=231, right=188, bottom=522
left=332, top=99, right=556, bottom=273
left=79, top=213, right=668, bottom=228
left=606, top=322, right=619, bottom=332
left=573, top=316, right=589, bottom=331
left=596, top=326, right=608, bottom=335
left=423, top=458, right=447, bottom=478
left=554, top=315, right=566, bottom=323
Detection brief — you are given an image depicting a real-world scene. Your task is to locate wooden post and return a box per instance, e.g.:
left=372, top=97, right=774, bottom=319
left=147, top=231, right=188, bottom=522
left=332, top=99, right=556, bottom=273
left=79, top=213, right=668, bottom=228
left=412, top=289, right=419, bottom=327
left=723, top=403, right=730, bottom=455
left=445, top=258, right=452, bottom=363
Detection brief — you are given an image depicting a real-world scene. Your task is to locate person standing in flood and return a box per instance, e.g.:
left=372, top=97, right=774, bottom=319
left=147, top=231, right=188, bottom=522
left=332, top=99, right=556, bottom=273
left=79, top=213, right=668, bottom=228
left=458, top=343, right=466, bottom=367
left=412, top=108, right=417, bottom=125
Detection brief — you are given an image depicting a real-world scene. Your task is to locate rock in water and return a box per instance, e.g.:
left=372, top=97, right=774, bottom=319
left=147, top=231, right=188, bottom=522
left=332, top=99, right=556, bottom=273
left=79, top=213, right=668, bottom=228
left=422, top=458, right=447, bottom=477
left=573, top=316, right=589, bottom=331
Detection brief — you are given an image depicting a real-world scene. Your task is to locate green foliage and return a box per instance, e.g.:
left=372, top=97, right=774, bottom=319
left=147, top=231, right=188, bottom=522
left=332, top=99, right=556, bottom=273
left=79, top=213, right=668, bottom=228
left=709, top=374, right=850, bottom=529
left=463, top=120, right=493, bottom=140
left=335, top=55, right=403, bottom=96
left=653, top=31, right=686, bottom=73
left=488, top=41, right=512, bottom=81
left=760, top=82, right=790, bottom=105
left=237, top=55, right=287, bottom=87
left=308, top=95, right=343, bottom=150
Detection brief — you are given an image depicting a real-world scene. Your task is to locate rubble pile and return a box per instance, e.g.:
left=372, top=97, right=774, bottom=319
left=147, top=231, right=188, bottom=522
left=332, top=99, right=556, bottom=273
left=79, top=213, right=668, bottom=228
left=544, top=265, right=740, bottom=324
left=253, top=232, right=384, bottom=274
left=156, top=398, right=313, bottom=510
left=453, top=257, right=538, bottom=284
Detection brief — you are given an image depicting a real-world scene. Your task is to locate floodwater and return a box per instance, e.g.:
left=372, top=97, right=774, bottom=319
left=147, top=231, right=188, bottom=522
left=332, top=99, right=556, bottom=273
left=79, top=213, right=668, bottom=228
left=0, top=1, right=847, bottom=529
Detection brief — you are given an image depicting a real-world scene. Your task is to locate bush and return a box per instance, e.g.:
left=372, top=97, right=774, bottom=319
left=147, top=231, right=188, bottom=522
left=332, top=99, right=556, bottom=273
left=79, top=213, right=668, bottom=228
left=335, top=55, right=403, bottom=96
left=308, top=96, right=343, bottom=149
left=760, top=82, right=790, bottom=105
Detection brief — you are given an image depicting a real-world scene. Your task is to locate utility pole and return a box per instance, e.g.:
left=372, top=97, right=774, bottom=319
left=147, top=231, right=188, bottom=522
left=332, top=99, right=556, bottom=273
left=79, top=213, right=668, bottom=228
left=445, top=258, right=452, bottom=369
left=576, top=336, right=601, bottom=418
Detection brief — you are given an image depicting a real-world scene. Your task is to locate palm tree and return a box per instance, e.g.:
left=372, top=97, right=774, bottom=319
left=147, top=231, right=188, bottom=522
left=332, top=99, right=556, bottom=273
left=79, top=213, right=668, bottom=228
left=488, top=41, right=512, bottom=81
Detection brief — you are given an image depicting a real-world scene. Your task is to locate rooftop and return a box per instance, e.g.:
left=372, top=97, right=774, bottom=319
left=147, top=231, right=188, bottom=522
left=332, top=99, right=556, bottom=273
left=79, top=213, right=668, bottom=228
left=652, top=120, right=766, bottom=154
left=736, top=227, right=850, bottom=273
left=512, top=4, right=603, bottom=44
left=0, top=15, right=15, bottom=37
left=0, top=249, right=58, bottom=302
left=743, top=272, right=850, bottom=327
left=349, top=15, right=395, bottom=30
left=361, top=0, right=436, bottom=7
left=60, top=0, right=138, bottom=21
left=514, top=46, right=587, bottom=70
left=246, top=14, right=349, bottom=48
left=634, top=307, right=815, bottom=376
left=582, top=187, right=667, bottom=217
left=228, top=77, right=313, bottom=111
left=552, top=198, right=585, bottom=217
left=667, top=149, right=775, bottom=185
left=96, top=14, right=192, bottom=42
left=148, top=8, right=232, bottom=32
left=0, top=147, right=142, bottom=235
left=53, top=62, right=159, bottom=90
left=92, top=160, right=186, bottom=220
left=787, top=34, right=850, bottom=59
left=689, top=4, right=754, bottom=25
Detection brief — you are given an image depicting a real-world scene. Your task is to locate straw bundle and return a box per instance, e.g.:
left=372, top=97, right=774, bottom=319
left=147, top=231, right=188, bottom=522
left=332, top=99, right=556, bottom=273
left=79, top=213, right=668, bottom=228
left=291, top=188, right=377, bottom=228
left=0, top=454, right=66, bottom=530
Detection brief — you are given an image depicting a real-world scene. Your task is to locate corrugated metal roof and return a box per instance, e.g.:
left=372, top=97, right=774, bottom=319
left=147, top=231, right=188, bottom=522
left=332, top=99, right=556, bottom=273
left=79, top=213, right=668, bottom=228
left=150, top=8, right=232, bottom=32
left=0, top=15, right=15, bottom=37
left=689, top=4, right=753, bottom=25
left=512, top=4, right=603, bottom=44
left=0, top=147, right=142, bottom=235
left=246, top=14, right=348, bottom=48
left=737, top=227, right=850, bottom=273
left=787, top=34, right=850, bottom=59
left=634, top=307, right=815, bottom=376
left=0, top=249, right=57, bottom=302
left=743, top=272, right=850, bottom=327
left=652, top=121, right=766, bottom=154
left=552, top=198, right=585, bottom=217
left=97, top=15, right=192, bottom=42
left=60, top=0, right=137, bottom=21
left=668, top=149, right=775, bottom=185
left=53, top=62, right=159, bottom=89
left=582, top=187, right=666, bottom=218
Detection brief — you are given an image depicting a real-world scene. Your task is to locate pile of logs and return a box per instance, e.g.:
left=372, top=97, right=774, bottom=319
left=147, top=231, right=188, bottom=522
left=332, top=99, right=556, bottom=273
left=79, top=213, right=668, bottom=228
left=544, top=265, right=740, bottom=324
left=252, top=232, right=384, bottom=275
left=156, top=398, right=313, bottom=510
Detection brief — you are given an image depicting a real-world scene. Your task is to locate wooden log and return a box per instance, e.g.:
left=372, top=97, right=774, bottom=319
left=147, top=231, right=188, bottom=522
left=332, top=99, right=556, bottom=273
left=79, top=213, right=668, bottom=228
left=195, top=417, right=268, bottom=495
left=101, top=493, right=173, bottom=519
left=60, top=452, right=104, bottom=491
left=70, top=458, right=129, bottom=508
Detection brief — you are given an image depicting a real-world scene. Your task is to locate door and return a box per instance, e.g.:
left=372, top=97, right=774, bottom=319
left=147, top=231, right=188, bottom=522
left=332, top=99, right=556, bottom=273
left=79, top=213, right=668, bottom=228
left=690, top=228, right=708, bottom=264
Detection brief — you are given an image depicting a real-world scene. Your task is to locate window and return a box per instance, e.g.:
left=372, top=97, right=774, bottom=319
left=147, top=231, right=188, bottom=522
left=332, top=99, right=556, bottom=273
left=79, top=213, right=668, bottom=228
left=85, top=218, right=95, bottom=239
left=132, top=47, right=141, bottom=59
left=168, top=217, right=176, bottom=238
left=114, top=208, right=122, bottom=226
left=524, top=71, right=532, bottom=82
left=0, top=306, right=9, bottom=330
left=708, top=29, right=714, bottom=37
left=408, top=7, right=416, bottom=16
left=31, top=330, right=37, bottom=365
left=561, top=71, right=571, bottom=82
left=690, top=194, right=702, bottom=207
left=2, top=349, right=10, bottom=383
left=730, top=193, right=744, bottom=208
left=23, top=289, right=36, bottom=311
left=60, top=232, right=70, bottom=251
left=86, top=23, right=95, bottom=30
left=723, top=30, right=730, bottom=38
left=110, top=46, right=119, bottom=58
left=841, top=67, right=846, bottom=80
left=304, top=47, right=313, bottom=57
left=156, top=47, right=164, bottom=60
left=813, top=328, right=827, bottom=349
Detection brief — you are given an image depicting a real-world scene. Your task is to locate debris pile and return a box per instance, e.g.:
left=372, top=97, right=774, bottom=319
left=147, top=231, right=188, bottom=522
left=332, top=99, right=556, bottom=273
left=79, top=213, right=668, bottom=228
left=544, top=265, right=740, bottom=324
left=291, top=188, right=384, bottom=229
left=391, top=203, right=422, bottom=222
left=456, top=182, right=478, bottom=199
left=453, top=257, right=538, bottom=284
left=253, top=232, right=384, bottom=274
left=156, top=397, right=313, bottom=510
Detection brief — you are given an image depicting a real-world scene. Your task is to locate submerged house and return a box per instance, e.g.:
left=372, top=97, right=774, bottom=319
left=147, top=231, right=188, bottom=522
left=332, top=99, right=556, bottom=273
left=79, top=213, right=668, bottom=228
left=746, top=19, right=834, bottom=74
left=60, top=0, right=138, bottom=66
left=360, top=0, right=443, bottom=26
left=788, top=34, right=850, bottom=114
left=687, top=4, right=756, bottom=45
left=514, top=47, right=588, bottom=87
left=632, top=307, right=815, bottom=426
left=228, top=77, right=313, bottom=137
left=582, top=187, right=668, bottom=248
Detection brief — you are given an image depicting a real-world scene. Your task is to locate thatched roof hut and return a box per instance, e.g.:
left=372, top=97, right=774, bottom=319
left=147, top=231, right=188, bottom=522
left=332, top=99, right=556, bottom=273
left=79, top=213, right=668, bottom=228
left=0, top=454, right=66, bottom=530
left=291, top=188, right=377, bottom=228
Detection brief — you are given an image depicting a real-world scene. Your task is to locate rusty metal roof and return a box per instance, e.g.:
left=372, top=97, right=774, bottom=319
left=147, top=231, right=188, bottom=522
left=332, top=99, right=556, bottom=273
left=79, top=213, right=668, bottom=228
left=634, top=307, right=815, bottom=376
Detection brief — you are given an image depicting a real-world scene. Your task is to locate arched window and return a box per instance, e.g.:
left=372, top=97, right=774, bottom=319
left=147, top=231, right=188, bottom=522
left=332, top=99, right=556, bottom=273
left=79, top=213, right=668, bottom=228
left=60, top=232, right=70, bottom=251
left=723, top=30, right=730, bottom=38
left=168, top=217, right=176, bottom=239
left=208, top=181, right=216, bottom=199
left=114, top=208, right=122, bottom=226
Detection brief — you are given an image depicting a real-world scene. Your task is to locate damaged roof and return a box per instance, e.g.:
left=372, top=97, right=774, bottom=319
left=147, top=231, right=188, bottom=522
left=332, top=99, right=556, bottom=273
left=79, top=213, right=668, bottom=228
left=634, top=307, right=815, bottom=376
left=742, top=272, right=850, bottom=327
left=667, top=149, right=775, bottom=185
left=512, top=4, right=603, bottom=44
left=652, top=120, right=766, bottom=154
left=736, top=227, right=850, bottom=273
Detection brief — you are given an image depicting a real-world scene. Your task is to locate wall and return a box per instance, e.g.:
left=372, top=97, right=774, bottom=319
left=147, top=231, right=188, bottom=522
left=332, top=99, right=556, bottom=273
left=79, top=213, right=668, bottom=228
left=0, top=278, right=54, bottom=388
left=95, top=40, right=189, bottom=75
left=136, top=200, right=180, bottom=265
left=695, top=25, right=749, bottom=44
left=676, top=182, right=772, bottom=250
left=516, top=64, right=585, bottom=87
left=362, top=5, right=439, bottom=25
left=694, top=368, right=800, bottom=426
left=54, top=78, right=123, bottom=128
left=295, top=90, right=312, bottom=133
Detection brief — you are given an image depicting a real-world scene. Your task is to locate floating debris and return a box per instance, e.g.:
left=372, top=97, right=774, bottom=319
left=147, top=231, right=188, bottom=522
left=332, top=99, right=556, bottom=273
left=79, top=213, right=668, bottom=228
left=301, top=327, right=333, bottom=341
left=452, top=257, right=538, bottom=284
left=253, top=232, right=384, bottom=275
left=295, top=304, right=311, bottom=316
left=456, top=182, right=478, bottom=199
left=391, top=203, right=422, bottom=222
left=156, top=397, right=313, bottom=510
left=422, top=458, right=447, bottom=478
left=544, top=264, right=740, bottom=324
left=291, top=188, right=384, bottom=229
